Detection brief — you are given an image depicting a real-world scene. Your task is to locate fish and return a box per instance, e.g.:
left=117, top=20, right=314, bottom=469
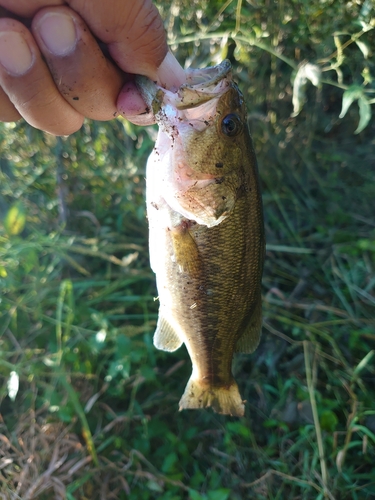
left=136, top=60, right=265, bottom=417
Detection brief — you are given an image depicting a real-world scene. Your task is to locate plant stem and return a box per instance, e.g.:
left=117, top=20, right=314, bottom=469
left=304, top=341, right=330, bottom=498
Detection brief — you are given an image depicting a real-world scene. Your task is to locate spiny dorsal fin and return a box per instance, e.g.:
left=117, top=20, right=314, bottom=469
left=235, top=296, right=262, bottom=353
left=154, top=315, right=183, bottom=352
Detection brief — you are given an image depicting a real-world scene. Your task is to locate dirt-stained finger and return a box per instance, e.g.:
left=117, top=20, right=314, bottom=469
left=0, top=84, right=21, bottom=121
left=117, top=80, right=156, bottom=126
left=32, top=6, right=126, bottom=121
left=64, top=0, right=169, bottom=81
left=0, top=18, right=84, bottom=135
left=0, top=0, right=63, bottom=18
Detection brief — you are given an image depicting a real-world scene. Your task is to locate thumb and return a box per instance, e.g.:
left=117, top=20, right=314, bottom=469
left=66, top=0, right=186, bottom=122
left=117, top=51, right=186, bottom=124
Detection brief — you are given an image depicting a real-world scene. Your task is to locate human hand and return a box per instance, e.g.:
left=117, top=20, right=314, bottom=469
left=0, top=0, right=185, bottom=135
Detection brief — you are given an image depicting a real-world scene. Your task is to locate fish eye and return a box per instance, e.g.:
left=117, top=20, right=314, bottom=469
left=221, top=113, right=242, bottom=137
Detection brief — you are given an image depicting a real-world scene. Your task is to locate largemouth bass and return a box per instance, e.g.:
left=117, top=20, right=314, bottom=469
left=137, top=60, right=265, bottom=417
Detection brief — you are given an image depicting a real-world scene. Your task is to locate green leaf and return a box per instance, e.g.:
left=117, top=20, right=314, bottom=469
left=355, top=40, right=370, bottom=59
left=320, top=410, right=338, bottom=432
left=351, top=424, right=375, bottom=444
left=352, top=350, right=375, bottom=378
left=226, top=421, right=251, bottom=437
left=59, top=375, right=98, bottom=465
left=107, top=358, right=130, bottom=379
left=339, top=86, right=363, bottom=119
left=147, top=480, right=164, bottom=492
left=162, top=452, right=178, bottom=473
left=355, top=95, right=372, bottom=133
left=291, top=62, right=322, bottom=116
left=4, top=202, right=26, bottom=236
left=21, top=248, right=38, bottom=273
left=116, top=334, right=131, bottom=356
left=189, top=490, right=207, bottom=500
left=359, top=0, right=373, bottom=20
left=338, top=86, right=371, bottom=133
left=207, top=489, right=231, bottom=500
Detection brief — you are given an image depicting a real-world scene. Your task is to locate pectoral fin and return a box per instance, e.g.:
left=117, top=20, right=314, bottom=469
left=182, top=173, right=239, bottom=227
left=235, top=295, right=263, bottom=353
left=154, top=315, right=183, bottom=352
left=170, top=223, right=201, bottom=275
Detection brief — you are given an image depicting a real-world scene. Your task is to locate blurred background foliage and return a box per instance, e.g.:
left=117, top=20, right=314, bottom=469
left=0, top=0, right=375, bottom=499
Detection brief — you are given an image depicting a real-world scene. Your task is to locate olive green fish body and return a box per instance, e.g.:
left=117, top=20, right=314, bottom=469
left=140, top=61, right=265, bottom=416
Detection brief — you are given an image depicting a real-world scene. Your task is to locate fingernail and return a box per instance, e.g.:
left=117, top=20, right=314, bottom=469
left=157, top=51, right=186, bottom=90
left=36, top=12, right=77, bottom=56
left=0, top=31, right=33, bottom=76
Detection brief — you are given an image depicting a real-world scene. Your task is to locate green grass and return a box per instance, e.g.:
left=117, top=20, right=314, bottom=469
left=1, top=1, right=375, bottom=499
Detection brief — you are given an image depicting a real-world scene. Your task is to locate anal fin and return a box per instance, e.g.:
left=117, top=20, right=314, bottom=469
left=235, top=295, right=263, bottom=353
left=154, top=315, right=183, bottom=352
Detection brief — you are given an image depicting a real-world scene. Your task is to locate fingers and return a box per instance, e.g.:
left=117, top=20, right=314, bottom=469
left=0, top=0, right=172, bottom=81
left=0, top=85, right=21, bottom=121
left=0, top=5, right=127, bottom=133
left=117, top=81, right=156, bottom=126
left=0, top=0, right=63, bottom=17
left=65, top=0, right=168, bottom=81
left=32, top=6, right=125, bottom=120
left=63, top=0, right=186, bottom=123
left=0, top=18, right=83, bottom=134
left=118, top=51, right=186, bottom=124
left=155, top=51, right=186, bottom=90
left=0, top=0, right=187, bottom=132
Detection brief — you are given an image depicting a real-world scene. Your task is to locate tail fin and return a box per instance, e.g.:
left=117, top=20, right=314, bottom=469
left=179, top=377, right=245, bottom=417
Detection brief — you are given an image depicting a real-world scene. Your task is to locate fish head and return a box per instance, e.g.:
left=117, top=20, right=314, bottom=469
left=137, top=60, right=253, bottom=227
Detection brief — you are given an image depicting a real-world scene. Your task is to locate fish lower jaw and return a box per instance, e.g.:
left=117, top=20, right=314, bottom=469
left=179, top=376, right=245, bottom=417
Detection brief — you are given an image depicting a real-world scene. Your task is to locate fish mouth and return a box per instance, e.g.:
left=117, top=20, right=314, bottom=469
left=135, top=59, right=232, bottom=113
left=185, top=59, right=231, bottom=87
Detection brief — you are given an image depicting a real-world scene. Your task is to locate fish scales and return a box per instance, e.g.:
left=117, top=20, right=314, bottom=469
left=137, top=60, right=265, bottom=417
